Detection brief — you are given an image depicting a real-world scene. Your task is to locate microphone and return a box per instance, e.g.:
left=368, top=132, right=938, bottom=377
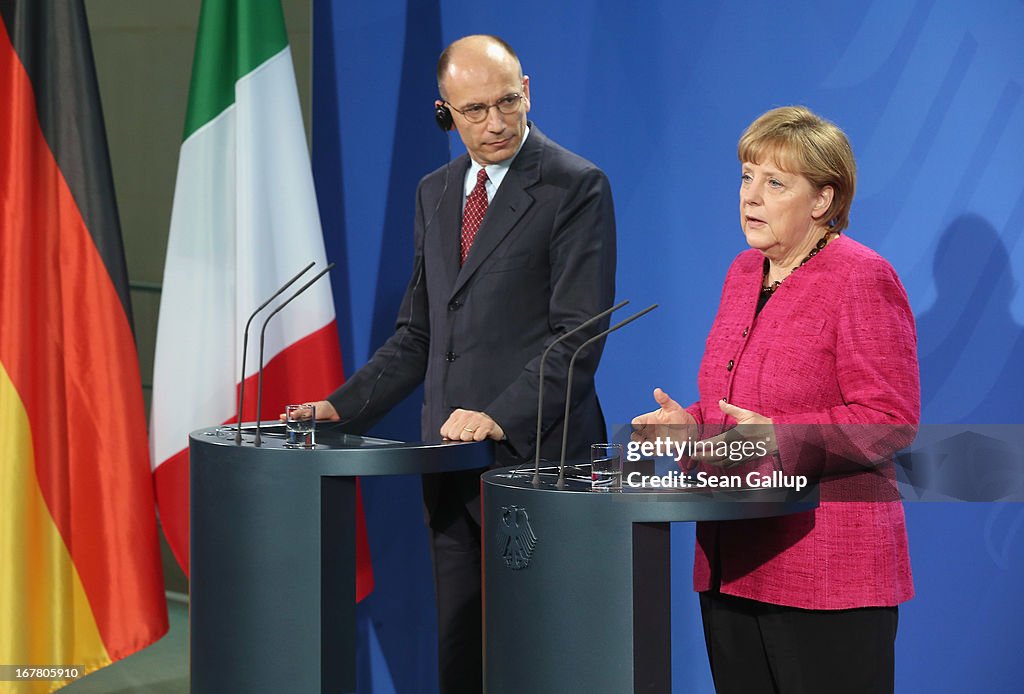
left=235, top=262, right=315, bottom=444
left=557, top=304, right=659, bottom=489
left=253, top=263, right=336, bottom=446
left=531, top=300, right=630, bottom=486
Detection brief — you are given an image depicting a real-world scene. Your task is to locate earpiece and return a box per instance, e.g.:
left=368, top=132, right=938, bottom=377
left=435, top=102, right=454, bottom=131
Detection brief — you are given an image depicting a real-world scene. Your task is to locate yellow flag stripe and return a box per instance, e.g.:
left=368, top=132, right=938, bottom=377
left=0, top=363, right=110, bottom=693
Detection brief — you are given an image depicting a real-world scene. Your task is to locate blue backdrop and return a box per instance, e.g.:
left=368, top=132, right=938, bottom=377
left=311, top=1, right=1024, bottom=691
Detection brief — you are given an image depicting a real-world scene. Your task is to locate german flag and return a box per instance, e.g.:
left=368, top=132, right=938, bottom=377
left=0, top=1, right=168, bottom=690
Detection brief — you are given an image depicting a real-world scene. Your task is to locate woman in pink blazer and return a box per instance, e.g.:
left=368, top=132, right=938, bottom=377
left=633, top=106, right=919, bottom=693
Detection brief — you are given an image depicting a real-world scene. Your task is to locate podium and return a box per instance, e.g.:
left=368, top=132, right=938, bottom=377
left=482, top=466, right=818, bottom=693
left=189, top=424, right=492, bottom=694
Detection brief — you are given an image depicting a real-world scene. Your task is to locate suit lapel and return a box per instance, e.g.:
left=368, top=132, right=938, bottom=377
left=429, top=158, right=468, bottom=296
left=450, top=127, right=544, bottom=298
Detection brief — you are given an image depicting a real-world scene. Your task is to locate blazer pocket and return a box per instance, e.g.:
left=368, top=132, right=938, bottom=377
left=483, top=252, right=532, bottom=274
left=795, top=318, right=826, bottom=336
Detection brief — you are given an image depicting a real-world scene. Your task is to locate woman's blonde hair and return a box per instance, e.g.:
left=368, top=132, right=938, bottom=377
left=738, top=106, right=856, bottom=232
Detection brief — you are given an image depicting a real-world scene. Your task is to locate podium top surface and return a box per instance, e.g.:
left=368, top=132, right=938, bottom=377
left=483, top=465, right=819, bottom=523
left=189, top=423, right=493, bottom=476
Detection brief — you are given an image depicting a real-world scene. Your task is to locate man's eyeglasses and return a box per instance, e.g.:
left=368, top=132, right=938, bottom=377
left=445, top=93, right=524, bottom=124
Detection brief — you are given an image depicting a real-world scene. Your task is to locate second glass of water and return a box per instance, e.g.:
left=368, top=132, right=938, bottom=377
left=591, top=443, right=623, bottom=492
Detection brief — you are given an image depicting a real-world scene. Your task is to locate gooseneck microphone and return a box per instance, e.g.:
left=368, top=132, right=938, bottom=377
left=253, top=263, right=336, bottom=446
left=557, top=304, right=659, bottom=489
left=235, top=262, right=315, bottom=444
left=531, top=300, right=630, bottom=486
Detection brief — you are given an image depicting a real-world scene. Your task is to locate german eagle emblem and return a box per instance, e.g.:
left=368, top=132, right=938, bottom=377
left=497, top=505, right=537, bottom=570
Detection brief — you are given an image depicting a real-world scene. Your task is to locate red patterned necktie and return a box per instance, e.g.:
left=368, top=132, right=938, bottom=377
left=461, top=168, right=489, bottom=264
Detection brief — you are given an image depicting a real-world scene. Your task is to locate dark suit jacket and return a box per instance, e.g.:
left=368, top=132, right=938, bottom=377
left=328, top=124, right=617, bottom=525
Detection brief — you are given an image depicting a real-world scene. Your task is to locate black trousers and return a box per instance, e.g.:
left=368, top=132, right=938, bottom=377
left=428, top=492, right=483, bottom=694
left=699, top=590, right=898, bottom=694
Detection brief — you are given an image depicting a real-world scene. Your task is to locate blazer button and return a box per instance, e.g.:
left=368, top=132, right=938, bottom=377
left=727, top=359, right=734, bottom=371
left=445, top=351, right=458, bottom=362
left=742, top=327, right=749, bottom=337
left=448, top=300, right=461, bottom=311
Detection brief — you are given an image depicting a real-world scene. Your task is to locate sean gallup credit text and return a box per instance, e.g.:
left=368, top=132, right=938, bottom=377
left=626, top=470, right=809, bottom=491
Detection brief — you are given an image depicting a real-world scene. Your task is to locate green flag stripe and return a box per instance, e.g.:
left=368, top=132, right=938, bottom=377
left=182, top=0, right=289, bottom=140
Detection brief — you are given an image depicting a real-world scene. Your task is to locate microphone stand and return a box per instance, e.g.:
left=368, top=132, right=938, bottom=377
left=532, top=300, right=629, bottom=486
left=557, top=304, right=659, bottom=489
left=235, top=262, right=315, bottom=444
left=253, top=263, right=335, bottom=446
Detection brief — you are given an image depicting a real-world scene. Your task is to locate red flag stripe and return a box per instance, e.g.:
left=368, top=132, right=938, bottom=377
left=156, top=320, right=373, bottom=600
left=0, top=19, right=166, bottom=654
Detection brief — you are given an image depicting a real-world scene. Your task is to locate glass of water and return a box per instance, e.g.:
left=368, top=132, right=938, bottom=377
left=591, top=443, right=623, bottom=492
left=284, top=403, right=316, bottom=448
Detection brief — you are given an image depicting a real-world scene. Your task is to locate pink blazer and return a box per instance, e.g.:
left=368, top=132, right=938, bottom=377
left=688, top=234, right=919, bottom=609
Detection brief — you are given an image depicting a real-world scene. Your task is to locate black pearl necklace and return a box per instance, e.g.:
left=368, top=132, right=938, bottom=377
left=761, top=230, right=839, bottom=296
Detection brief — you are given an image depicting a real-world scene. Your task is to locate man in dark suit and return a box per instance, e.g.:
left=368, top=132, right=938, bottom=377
left=306, top=34, right=616, bottom=694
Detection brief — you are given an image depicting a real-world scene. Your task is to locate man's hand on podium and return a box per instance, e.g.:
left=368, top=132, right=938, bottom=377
left=278, top=400, right=340, bottom=422
left=440, top=409, right=505, bottom=442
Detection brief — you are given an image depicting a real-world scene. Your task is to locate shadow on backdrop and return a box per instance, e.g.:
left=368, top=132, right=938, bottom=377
left=916, top=213, right=1024, bottom=423
left=312, top=0, right=353, bottom=372
left=355, top=1, right=446, bottom=692
left=902, top=213, right=1024, bottom=694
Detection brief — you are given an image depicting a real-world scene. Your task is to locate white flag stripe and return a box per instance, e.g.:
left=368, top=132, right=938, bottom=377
left=151, top=47, right=334, bottom=468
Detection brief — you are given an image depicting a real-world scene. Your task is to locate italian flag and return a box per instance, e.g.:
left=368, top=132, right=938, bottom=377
left=151, top=0, right=373, bottom=601
left=1, top=0, right=168, bottom=688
